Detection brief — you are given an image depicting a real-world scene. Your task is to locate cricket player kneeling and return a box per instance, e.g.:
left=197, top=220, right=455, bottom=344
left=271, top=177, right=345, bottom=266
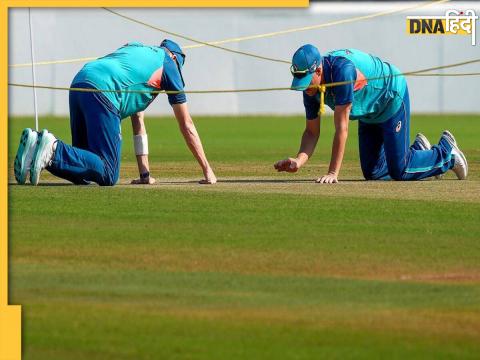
left=14, top=39, right=217, bottom=186
left=275, top=45, right=467, bottom=183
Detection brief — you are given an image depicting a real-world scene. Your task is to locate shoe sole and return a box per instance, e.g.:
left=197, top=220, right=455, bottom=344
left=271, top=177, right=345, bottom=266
left=442, top=131, right=468, bottom=179
left=452, top=147, right=468, bottom=179
left=14, top=128, right=38, bottom=184
left=30, top=129, right=49, bottom=186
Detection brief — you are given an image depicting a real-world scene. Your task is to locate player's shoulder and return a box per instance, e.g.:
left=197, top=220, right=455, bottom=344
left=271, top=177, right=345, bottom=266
left=162, top=56, right=184, bottom=89
left=323, top=52, right=355, bottom=83
left=163, top=55, right=178, bottom=76
left=120, top=42, right=165, bottom=55
left=324, top=51, right=354, bottom=69
left=162, top=56, right=187, bottom=104
left=120, top=41, right=145, bottom=49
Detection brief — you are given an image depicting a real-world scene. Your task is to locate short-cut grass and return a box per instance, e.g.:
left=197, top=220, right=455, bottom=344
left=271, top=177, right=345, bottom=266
left=8, top=114, right=480, bottom=359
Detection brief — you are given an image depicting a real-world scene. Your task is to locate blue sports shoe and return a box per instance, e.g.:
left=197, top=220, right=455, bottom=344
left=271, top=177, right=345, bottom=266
left=14, top=128, right=39, bottom=184
left=30, top=129, right=57, bottom=186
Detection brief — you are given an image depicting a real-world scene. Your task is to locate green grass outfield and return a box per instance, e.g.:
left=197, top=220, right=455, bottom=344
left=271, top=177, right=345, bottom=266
left=8, top=114, right=480, bottom=359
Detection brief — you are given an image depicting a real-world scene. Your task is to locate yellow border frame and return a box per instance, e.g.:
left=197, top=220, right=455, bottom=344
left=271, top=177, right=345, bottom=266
left=0, top=1, right=308, bottom=359
left=6, top=0, right=308, bottom=7
left=1, top=3, right=22, bottom=360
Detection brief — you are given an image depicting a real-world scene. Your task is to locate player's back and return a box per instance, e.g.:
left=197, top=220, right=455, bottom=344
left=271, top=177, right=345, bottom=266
left=72, top=42, right=166, bottom=119
left=326, top=49, right=406, bottom=123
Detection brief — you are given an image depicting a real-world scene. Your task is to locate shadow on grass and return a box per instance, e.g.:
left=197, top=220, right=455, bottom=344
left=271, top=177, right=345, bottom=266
left=10, top=178, right=457, bottom=188
left=9, top=182, right=74, bottom=187
left=158, top=179, right=367, bottom=184
left=219, top=179, right=322, bottom=184
left=152, top=178, right=458, bottom=185
left=220, top=178, right=381, bottom=183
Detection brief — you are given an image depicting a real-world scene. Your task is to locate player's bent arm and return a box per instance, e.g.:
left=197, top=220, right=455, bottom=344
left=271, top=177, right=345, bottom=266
left=172, top=103, right=217, bottom=184
left=130, top=112, right=155, bottom=185
left=274, top=117, right=320, bottom=173
left=296, top=117, right=321, bottom=167
left=318, top=103, right=351, bottom=183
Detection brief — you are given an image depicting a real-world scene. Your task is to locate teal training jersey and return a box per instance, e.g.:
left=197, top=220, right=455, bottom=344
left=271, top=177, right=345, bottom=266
left=72, top=42, right=186, bottom=119
left=304, top=49, right=407, bottom=124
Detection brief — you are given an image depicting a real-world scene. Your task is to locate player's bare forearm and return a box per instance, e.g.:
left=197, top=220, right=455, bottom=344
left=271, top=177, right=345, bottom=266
left=328, top=104, right=351, bottom=175
left=173, top=103, right=216, bottom=183
left=274, top=117, right=320, bottom=173
left=328, top=128, right=348, bottom=175
left=131, top=111, right=146, bottom=135
left=317, top=104, right=351, bottom=184
left=131, top=112, right=150, bottom=173
left=297, top=117, right=320, bottom=166
left=173, top=106, right=209, bottom=170
left=180, top=121, right=209, bottom=167
left=135, top=154, right=149, bottom=174
left=130, top=112, right=155, bottom=184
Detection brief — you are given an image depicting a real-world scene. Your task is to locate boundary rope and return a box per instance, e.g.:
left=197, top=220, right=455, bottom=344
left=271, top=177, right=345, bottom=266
left=409, top=72, right=480, bottom=77
left=102, top=8, right=289, bottom=64
left=183, top=0, right=450, bottom=49
left=9, top=58, right=480, bottom=94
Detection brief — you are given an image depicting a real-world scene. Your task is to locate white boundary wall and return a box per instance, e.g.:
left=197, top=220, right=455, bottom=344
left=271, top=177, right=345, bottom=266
left=8, top=2, right=480, bottom=116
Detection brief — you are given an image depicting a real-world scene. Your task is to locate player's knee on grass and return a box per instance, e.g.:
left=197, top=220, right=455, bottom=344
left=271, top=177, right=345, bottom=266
left=362, top=171, right=376, bottom=180
left=363, top=173, right=387, bottom=181
left=385, top=161, right=407, bottom=181
left=72, top=179, right=91, bottom=185
left=361, top=165, right=388, bottom=181
left=389, top=173, right=403, bottom=181
left=100, top=171, right=119, bottom=186
left=99, top=174, right=118, bottom=186
left=99, top=162, right=120, bottom=186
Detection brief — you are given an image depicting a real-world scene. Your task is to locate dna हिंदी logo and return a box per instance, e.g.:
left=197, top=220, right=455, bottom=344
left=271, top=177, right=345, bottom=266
left=406, top=9, right=478, bottom=46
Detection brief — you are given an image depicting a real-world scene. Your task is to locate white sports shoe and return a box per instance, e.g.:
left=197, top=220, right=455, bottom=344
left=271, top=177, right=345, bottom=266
left=14, top=128, right=38, bottom=184
left=414, top=133, right=442, bottom=180
left=414, top=133, right=431, bottom=150
left=442, top=130, right=457, bottom=147
left=30, top=129, right=57, bottom=186
left=441, top=130, right=468, bottom=180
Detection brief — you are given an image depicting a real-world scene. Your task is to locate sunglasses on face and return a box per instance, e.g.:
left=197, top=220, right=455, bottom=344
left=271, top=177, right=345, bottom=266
left=290, top=62, right=318, bottom=78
